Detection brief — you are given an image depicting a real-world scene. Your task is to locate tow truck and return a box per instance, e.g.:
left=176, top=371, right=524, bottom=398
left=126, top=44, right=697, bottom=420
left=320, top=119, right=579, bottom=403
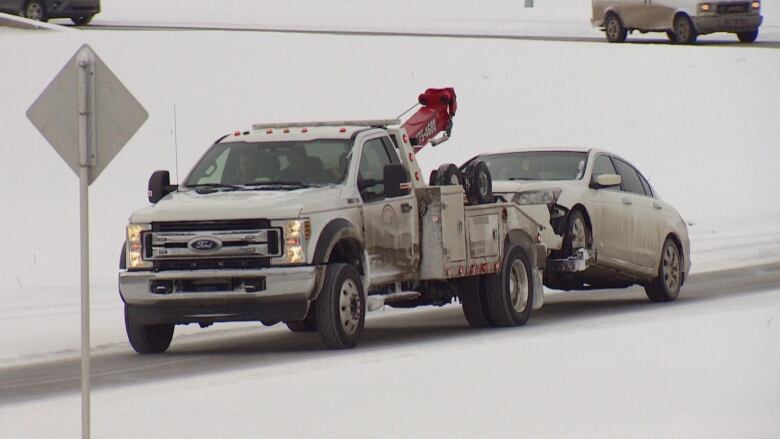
left=118, top=88, right=564, bottom=353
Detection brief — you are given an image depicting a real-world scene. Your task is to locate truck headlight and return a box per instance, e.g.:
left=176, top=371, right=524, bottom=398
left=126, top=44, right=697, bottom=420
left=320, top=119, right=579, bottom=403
left=752, top=1, right=760, bottom=9
left=275, top=219, right=311, bottom=264
left=126, top=223, right=152, bottom=270
left=512, top=188, right=561, bottom=205
left=699, top=3, right=711, bottom=12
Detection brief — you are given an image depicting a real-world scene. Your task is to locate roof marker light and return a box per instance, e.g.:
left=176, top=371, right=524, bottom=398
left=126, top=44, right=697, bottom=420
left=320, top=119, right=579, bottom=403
left=266, top=129, right=273, bottom=134
left=415, top=171, right=421, bottom=181
left=301, top=128, right=308, bottom=133
left=283, top=128, right=290, bottom=133
left=233, top=130, right=240, bottom=136
left=402, top=134, right=408, bottom=143
left=408, top=152, right=414, bottom=162
left=339, top=127, right=347, bottom=133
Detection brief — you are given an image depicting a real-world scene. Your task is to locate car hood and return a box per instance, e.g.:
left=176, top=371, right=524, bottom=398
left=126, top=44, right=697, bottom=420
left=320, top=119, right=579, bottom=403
left=130, top=186, right=343, bottom=223
left=492, top=179, right=584, bottom=195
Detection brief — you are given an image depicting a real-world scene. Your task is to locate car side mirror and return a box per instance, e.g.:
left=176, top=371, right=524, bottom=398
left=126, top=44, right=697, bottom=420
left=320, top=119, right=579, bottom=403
left=383, top=163, right=411, bottom=198
left=591, top=173, right=621, bottom=189
left=148, top=170, right=178, bottom=203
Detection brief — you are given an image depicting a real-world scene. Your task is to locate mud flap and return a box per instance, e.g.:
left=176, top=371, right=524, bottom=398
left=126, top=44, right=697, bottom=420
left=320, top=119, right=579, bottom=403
left=532, top=243, right=546, bottom=310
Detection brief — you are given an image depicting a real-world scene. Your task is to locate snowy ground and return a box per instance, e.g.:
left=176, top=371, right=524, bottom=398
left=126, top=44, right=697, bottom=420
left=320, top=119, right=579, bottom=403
left=1, top=1, right=780, bottom=437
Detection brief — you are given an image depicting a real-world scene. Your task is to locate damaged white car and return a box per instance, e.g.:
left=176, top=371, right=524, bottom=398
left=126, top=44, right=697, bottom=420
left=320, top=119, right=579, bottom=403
left=463, top=148, right=691, bottom=302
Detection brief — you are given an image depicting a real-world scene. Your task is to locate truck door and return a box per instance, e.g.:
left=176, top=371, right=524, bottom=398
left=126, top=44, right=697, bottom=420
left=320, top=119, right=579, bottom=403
left=357, top=135, right=420, bottom=284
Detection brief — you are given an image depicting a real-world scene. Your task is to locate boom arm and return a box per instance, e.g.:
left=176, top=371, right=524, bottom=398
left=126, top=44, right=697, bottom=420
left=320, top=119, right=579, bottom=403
left=401, top=87, right=457, bottom=153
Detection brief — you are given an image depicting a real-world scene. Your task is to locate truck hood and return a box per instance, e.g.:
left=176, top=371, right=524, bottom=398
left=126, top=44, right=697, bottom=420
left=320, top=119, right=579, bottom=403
left=130, top=186, right=343, bottom=223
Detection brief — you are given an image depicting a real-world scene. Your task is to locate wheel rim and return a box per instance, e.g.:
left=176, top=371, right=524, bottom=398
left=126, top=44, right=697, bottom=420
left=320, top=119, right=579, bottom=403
left=606, top=18, right=619, bottom=40
left=508, top=259, right=529, bottom=314
left=26, top=3, right=43, bottom=20
left=677, top=20, right=689, bottom=41
left=449, top=173, right=460, bottom=185
left=662, top=244, right=681, bottom=292
left=478, top=172, right=488, bottom=196
left=338, top=278, right=361, bottom=335
left=571, top=217, right=587, bottom=250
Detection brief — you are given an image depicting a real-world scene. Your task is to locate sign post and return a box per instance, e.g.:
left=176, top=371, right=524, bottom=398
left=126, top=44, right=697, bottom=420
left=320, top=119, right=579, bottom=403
left=27, top=44, right=148, bottom=439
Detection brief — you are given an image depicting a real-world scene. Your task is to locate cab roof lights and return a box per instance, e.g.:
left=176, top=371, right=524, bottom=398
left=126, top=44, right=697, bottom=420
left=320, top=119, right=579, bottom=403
left=252, top=119, right=401, bottom=130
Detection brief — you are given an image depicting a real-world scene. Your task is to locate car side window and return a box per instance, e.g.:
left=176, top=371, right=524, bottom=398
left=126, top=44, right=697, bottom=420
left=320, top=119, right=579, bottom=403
left=638, top=172, right=654, bottom=198
left=358, top=138, right=392, bottom=201
left=591, top=155, right=619, bottom=191
left=613, top=158, right=646, bottom=196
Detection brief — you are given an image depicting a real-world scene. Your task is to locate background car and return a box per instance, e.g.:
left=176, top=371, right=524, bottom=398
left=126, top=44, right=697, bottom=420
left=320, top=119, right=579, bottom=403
left=0, top=0, right=100, bottom=25
left=464, top=148, right=691, bottom=302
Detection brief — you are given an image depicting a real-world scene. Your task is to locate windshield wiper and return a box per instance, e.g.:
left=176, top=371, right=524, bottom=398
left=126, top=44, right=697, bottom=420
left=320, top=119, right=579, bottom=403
left=188, top=183, right=246, bottom=193
left=243, top=181, right=319, bottom=189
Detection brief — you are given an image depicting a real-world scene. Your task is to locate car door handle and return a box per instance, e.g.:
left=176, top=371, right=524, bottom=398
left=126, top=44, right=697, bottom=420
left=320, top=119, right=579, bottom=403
left=653, top=202, right=663, bottom=210
left=400, top=203, right=413, bottom=213
left=622, top=198, right=632, bottom=206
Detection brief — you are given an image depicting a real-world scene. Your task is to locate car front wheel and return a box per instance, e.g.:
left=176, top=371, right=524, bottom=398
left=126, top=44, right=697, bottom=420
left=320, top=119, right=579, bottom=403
left=645, top=238, right=682, bottom=302
left=23, top=0, right=47, bottom=22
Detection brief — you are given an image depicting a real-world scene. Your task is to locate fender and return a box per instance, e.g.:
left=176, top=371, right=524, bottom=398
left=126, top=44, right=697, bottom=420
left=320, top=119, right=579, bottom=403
left=312, top=218, right=365, bottom=269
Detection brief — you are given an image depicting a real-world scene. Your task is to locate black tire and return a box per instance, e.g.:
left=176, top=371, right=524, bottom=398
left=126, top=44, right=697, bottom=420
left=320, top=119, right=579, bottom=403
left=645, top=238, right=682, bottom=302
left=315, top=263, right=365, bottom=349
left=673, top=14, right=698, bottom=44
left=428, top=169, right=438, bottom=186
left=561, top=209, right=592, bottom=257
left=434, top=163, right=463, bottom=186
left=71, top=15, right=94, bottom=26
left=124, top=304, right=174, bottom=354
left=462, top=160, right=493, bottom=205
left=458, top=277, right=494, bottom=328
left=737, top=30, right=758, bottom=43
left=604, top=13, right=627, bottom=43
left=23, top=0, right=47, bottom=22
left=485, top=245, right=534, bottom=327
left=666, top=30, right=676, bottom=42
left=284, top=306, right=318, bottom=332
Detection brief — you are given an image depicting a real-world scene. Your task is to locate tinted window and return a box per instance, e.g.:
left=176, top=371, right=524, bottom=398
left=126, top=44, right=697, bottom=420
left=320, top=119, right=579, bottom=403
left=480, top=151, right=588, bottom=181
left=592, top=155, right=617, bottom=178
left=638, top=172, right=654, bottom=198
left=613, top=158, right=646, bottom=196
left=381, top=137, right=401, bottom=164
left=359, top=138, right=392, bottom=200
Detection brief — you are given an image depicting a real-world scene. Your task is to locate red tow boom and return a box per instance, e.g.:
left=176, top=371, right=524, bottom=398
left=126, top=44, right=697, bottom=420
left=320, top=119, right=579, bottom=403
left=401, top=87, right=457, bottom=153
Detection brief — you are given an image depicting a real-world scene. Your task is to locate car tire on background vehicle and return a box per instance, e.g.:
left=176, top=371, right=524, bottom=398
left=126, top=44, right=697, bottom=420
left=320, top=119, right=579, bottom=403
left=71, top=15, right=94, bottom=26
left=737, top=30, right=758, bottom=43
left=23, top=0, right=47, bottom=22
left=673, top=14, right=698, bottom=44
left=645, top=238, right=682, bottom=302
left=604, top=13, right=627, bottom=43
left=665, top=30, right=676, bottom=42
left=562, top=209, right=592, bottom=257
left=458, top=277, right=495, bottom=328
left=462, top=160, right=494, bottom=205
left=125, top=304, right=175, bottom=354
left=485, top=245, right=534, bottom=327
left=316, top=263, right=365, bottom=349
left=434, top=163, right=463, bottom=186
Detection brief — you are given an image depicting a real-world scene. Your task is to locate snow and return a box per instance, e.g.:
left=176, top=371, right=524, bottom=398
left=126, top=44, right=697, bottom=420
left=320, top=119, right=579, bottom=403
left=1, top=1, right=780, bottom=437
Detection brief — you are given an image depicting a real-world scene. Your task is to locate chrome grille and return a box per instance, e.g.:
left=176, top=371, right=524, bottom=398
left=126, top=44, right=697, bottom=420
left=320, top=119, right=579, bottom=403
left=717, top=3, right=750, bottom=14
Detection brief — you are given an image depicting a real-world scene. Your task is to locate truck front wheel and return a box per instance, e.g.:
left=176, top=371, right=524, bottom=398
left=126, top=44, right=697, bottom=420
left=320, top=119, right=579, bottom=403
left=315, top=263, right=365, bottom=349
left=124, top=305, right=174, bottom=354
left=485, top=245, right=534, bottom=327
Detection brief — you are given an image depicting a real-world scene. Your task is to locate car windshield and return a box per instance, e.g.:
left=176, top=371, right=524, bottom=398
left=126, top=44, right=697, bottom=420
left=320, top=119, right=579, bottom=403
left=183, top=139, right=353, bottom=188
left=479, top=151, right=588, bottom=181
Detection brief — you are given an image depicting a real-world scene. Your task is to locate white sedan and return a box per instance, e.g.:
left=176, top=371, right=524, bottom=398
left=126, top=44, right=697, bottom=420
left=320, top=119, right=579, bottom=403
left=465, top=148, right=691, bottom=302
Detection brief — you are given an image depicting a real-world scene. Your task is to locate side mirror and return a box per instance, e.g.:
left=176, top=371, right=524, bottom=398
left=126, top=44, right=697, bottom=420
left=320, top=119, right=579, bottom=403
left=591, top=173, right=621, bottom=189
left=148, top=170, right=178, bottom=203
left=383, top=163, right=411, bottom=198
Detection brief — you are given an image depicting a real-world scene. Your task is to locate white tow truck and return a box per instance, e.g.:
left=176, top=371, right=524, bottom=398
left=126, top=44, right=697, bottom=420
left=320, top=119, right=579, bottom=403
left=118, top=88, right=563, bottom=353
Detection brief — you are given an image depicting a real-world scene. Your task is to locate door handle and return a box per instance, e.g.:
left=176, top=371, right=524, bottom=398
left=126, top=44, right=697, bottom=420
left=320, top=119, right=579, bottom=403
left=622, top=198, right=632, bottom=206
left=400, top=203, right=412, bottom=213
left=653, top=202, right=663, bottom=210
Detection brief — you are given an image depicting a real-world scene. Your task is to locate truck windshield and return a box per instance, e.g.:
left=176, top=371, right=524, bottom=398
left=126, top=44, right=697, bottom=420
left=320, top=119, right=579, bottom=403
left=479, top=151, right=588, bottom=181
left=183, top=139, right=353, bottom=187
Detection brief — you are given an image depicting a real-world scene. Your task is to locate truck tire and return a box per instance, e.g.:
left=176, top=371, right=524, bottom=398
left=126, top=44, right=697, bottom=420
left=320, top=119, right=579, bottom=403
left=124, top=304, right=174, bottom=354
left=485, top=245, right=534, bottom=327
left=315, top=263, right=365, bottom=349
left=463, top=160, right=493, bottom=205
left=458, top=277, right=495, bottom=328
left=604, top=13, right=627, bottom=43
left=737, top=30, right=758, bottom=43
left=644, top=238, right=682, bottom=302
left=434, top=163, right=463, bottom=186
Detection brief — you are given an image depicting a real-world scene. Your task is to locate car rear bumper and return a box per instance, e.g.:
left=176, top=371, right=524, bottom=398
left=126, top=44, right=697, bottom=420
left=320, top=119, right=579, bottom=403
left=119, top=265, right=323, bottom=324
left=692, top=14, right=762, bottom=34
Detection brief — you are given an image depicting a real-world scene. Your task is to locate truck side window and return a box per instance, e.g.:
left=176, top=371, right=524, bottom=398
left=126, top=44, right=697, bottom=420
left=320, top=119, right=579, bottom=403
left=613, top=158, right=646, bottom=196
left=358, top=138, right=392, bottom=201
left=381, top=137, right=401, bottom=163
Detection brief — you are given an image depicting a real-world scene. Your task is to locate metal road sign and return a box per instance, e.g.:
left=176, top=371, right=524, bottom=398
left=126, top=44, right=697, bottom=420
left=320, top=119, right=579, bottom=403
left=27, top=44, right=148, bottom=184
left=26, top=44, right=147, bottom=439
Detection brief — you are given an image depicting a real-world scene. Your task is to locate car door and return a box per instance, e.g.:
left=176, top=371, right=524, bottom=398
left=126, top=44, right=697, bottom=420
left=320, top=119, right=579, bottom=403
left=586, top=154, right=634, bottom=268
left=616, top=0, right=651, bottom=29
left=612, top=157, right=660, bottom=270
left=358, top=135, right=419, bottom=284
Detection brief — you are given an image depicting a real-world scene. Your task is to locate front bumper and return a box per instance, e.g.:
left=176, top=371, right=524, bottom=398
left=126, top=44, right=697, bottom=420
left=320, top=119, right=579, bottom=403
left=119, top=265, right=323, bottom=324
left=692, top=14, right=762, bottom=34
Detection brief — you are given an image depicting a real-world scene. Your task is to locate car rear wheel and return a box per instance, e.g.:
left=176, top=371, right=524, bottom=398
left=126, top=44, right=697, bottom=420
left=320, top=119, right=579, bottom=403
left=71, top=15, right=94, bottom=26
left=604, top=13, right=627, bottom=43
left=737, top=30, right=758, bottom=43
left=645, top=238, right=682, bottom=302
left=673, top=14, right=698, bottom=44
left=23, top=0, right=47, bottom=22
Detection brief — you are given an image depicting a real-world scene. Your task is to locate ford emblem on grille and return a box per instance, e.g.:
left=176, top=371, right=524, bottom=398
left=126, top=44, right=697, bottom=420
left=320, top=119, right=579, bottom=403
left=188, top=237, right=223, bottom=252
